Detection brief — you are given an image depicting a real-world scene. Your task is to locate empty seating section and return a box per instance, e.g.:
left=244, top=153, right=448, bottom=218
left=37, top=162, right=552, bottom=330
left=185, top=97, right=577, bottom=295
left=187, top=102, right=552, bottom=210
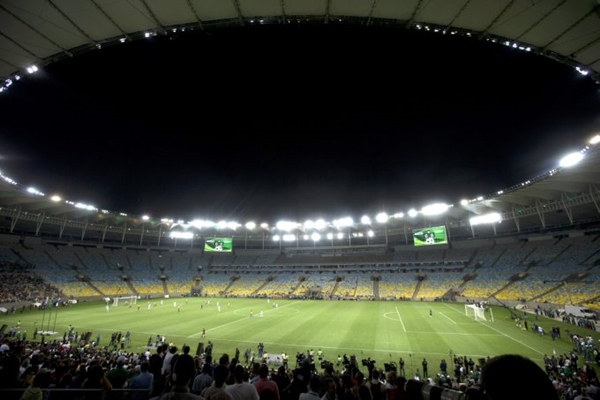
left=419, top=272, right=464, bottom=298
left=132, top=276, right=162, bottom=295
left=202, top=275, right=231, bottom=296
left=0, top=245, right=21, bottom=264
left=228, top=273, right=264, bottom=296
left=0, top=233, right=598, bottom=305
left=89, top=274, right=129, bottom=296
left=354, top=275, right=374, bottom=298
left=378, top=274, right=416, bottom=299
left=166, top=273, right=192, bottom=295
left=77, top=247, right=111, bottom=271
left=126, top=250, right=152, bottom=271
left=460, top=272, right=513, bottom=298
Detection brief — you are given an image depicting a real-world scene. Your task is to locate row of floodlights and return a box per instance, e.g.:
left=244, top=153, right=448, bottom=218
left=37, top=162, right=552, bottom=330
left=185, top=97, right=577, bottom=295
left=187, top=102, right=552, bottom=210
left=1, top=135, right=598, bottom=233
left=415, top=22, right=590, bottom=78
left=1, top=20, right=597, bottom=93
left=0, top=137, right=597, bottom=233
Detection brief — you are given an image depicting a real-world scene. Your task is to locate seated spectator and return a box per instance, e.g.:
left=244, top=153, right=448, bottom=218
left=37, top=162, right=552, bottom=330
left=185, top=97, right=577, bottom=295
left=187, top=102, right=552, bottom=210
left=481, top=354, right=559, bottom=400
left=225, top=364, right=259, bottom=400
left=151, top=353, right=202, bottom=400
left=202, top=364, right=232, bottom=400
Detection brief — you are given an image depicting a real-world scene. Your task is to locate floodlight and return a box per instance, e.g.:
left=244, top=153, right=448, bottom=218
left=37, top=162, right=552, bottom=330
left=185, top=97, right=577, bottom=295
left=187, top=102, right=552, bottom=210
left=470, top=213, right=501, bottom=226
left=276, top=221, right=298, bottom=231
left=421, top=203, right=449, bottom=216
left=375, top=213, right=389, bottom=223
left=559, top=152, right=584, bottom=168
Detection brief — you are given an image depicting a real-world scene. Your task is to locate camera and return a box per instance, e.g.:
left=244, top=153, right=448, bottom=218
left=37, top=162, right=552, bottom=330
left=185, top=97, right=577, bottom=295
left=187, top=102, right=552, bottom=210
left=406, top=379, right=485, bottom=400
left=362, top=358, right=376, bottom=368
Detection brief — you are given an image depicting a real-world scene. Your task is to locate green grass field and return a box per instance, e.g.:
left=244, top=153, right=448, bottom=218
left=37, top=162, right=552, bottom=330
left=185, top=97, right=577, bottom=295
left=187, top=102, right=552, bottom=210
left=2, top=298, right=598, bottom=375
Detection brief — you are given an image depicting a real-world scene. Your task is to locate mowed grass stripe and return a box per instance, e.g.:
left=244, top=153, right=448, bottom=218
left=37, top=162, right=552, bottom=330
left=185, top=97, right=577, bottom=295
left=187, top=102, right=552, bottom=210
left=1, top=298, right=597, bottom=370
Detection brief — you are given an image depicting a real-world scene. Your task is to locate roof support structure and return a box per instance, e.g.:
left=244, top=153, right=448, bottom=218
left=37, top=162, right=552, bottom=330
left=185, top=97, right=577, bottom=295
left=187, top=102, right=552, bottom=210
left=185, top=0, right=205, bottom=30
left=515, top=0, right=566, bottom=41
left=35, top=211, right=45, bottom=236
left=140, top=223, right=145, bottom=246
left=542, top=5, right=599, bottom=50
left=47, top=0, right=98, bottom=47
left=444, top=0, right=472, bottom=33
left=80, top=218, right=88, bottom=241
left=477, top=0, right=517, bottom=40
left=59, top=216, right=67, bottom=239
left=139, top=0, right=166, bottom=35
left=10, top=206, right=21, bottom=233
left=90, top=0, right=130, bottom=40
left=535, top=199, right=547, bottom=229
left=102, top=220, right=109, bottom=243
left=406, top=0, right=425, bottom=29
left=591, top=185, right=600, bottom=215
left=511, top=204, right=521, bottom=233
left=121, top=222, right=127, bottom=245
left=560, top=193, right=574, bottom=225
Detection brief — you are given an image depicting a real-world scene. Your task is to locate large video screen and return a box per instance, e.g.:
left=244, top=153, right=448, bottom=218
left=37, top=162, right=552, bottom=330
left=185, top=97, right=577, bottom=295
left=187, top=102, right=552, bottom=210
left=204, top=237, right=233, bottom=252
left=412, top=226, right=448, bottom=246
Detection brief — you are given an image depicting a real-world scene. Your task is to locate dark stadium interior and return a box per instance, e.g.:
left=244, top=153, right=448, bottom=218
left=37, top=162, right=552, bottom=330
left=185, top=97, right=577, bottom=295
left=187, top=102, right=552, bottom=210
left=1, top=1, right=600, bottom=400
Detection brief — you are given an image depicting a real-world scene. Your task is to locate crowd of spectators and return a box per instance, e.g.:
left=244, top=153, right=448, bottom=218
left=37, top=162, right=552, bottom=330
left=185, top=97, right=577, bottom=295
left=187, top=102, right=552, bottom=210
left=0, top=272, right=62, bottom=304
left=0, top=333, right=598, bottom=400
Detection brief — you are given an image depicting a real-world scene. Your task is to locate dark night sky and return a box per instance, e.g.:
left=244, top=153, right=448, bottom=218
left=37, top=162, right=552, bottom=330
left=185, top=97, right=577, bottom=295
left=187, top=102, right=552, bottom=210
left=1, top=25, right=599, bottom=223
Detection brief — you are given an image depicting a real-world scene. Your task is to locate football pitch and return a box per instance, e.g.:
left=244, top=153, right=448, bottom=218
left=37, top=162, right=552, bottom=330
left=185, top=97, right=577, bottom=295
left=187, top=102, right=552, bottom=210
left=2, top=298, right=598, bottom=373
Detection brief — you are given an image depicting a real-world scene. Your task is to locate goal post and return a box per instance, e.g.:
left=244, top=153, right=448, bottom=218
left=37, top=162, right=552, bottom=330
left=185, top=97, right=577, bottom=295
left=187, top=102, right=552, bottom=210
left=465, top=304, right=487, bottom=321
left=112, top=295, right=137, bottom=307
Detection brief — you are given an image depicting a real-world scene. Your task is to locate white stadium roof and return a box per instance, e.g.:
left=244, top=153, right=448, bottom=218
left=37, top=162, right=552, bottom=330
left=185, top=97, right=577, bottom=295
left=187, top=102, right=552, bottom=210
left=1, top=0, right=600, bottom=247
left=1, top=0, right=600, bottom=89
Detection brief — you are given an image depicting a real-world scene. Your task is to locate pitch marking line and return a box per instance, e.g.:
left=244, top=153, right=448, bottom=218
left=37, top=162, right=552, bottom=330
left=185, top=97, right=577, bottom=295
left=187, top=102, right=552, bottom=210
left=439, top=312, right=457, bottom=324
left=395, top=306, right=407, bottom=332
left=190, top=301, right=302, bottom=338
left=442, top=303, right=544, bottom=356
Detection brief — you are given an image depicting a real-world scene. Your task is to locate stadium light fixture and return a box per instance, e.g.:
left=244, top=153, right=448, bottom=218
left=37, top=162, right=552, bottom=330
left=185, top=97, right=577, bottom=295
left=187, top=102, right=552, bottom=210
left=26, top=187, right=44, bottom=196
left=304, top=220, right=316, bottom=230
left=333, top=217, right=353, bottom=228
left=169, top=231, right=193, bottom=239
left=470, top=212, right=501, bottom=226
left=50, top=195, right=61, bottom=202
left=559, top=152, right=584, bottom=168
left=408, top=209, right=418, bottom=218
left=421, top=203, right=449, bottom=216
left=245, top=222, right=256, bottom=230
left=314, top=219, right=328, bottom=230
left=282, top=234, right=296, bottom=242
left=375, top=212, right=389, bottom=223
left=276, top=220, right=298, bottom=232
left=361, top=215, right=371, bottom=225
left=589, top=135, right=600, bottom=145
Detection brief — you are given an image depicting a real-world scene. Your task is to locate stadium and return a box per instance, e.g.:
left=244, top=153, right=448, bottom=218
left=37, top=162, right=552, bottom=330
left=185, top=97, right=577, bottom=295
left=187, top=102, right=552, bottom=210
left=1, top=1, right=600, bottom=399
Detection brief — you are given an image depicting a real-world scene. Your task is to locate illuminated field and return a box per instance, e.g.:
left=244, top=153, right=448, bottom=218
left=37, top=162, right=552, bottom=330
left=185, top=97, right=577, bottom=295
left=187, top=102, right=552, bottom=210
left=2, top=298, right=596, bottom=374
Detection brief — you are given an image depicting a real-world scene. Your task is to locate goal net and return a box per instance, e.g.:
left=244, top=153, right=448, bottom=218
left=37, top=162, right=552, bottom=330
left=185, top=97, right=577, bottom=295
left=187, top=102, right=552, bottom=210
left=465, top=304, right=487, bottom=321
left=112, top=295, right=137, bottom=307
